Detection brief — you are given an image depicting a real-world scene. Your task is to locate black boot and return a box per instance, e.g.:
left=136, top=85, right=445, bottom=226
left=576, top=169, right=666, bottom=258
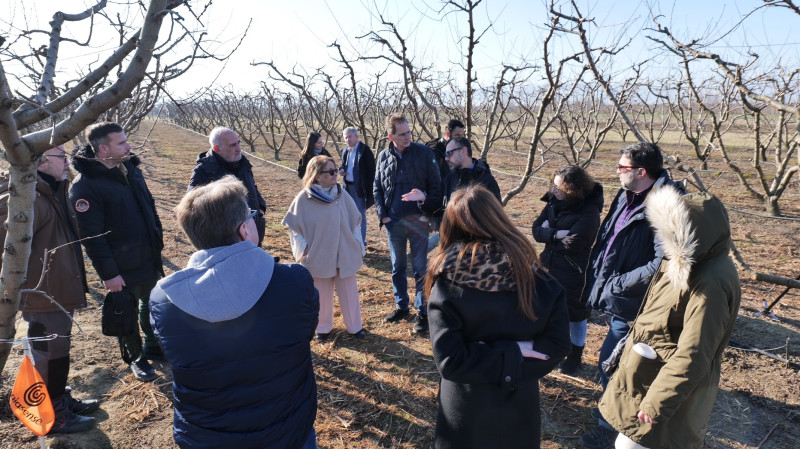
left=559, top=344, right=584, bottom=375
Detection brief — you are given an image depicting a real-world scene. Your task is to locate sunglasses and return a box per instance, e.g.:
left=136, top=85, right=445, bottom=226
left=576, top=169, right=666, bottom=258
left=240, top=209, right=257, bottom=227
left=617, top=165, right=640, bottom=172
left=445, top=147, right=465, bottom=158
left=322, top=169, right=337, bottom=176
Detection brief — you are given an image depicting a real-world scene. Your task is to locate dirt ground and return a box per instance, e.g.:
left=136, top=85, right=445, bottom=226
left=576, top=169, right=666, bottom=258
left=1, top=121, right=799, bottom=448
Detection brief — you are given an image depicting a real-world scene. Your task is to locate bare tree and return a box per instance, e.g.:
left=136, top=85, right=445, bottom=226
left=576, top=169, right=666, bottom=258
left=0, top=0, right=232, bottom=371
left=650, top=20, right=799, bottom=215
left=500, top=13, right=584, bottom=204
left=550, top=0, right=646, bottom=143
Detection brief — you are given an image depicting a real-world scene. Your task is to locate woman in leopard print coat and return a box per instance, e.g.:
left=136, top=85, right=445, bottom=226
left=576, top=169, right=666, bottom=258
left=426, top=185, right=571, bottom=449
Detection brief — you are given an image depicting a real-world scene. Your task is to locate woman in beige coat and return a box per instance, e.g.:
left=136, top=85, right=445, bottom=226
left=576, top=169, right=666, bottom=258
left=283, top=155, right=366, bottom=340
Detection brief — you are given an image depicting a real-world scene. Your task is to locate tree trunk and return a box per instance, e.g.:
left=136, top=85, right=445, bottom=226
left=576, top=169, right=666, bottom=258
left=0, top=0, right=172, bottom=374
left=0, top=160, right=39, bottom=371
left=765, top=196, right=781, bottom=217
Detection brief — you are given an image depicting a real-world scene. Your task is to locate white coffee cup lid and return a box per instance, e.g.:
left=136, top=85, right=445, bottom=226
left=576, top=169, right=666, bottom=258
left=633, top=342, right=657, bottom=360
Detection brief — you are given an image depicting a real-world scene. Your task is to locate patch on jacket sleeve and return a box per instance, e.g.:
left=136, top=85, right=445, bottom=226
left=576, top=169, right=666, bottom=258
left=75, top=199, right=90, bottom=213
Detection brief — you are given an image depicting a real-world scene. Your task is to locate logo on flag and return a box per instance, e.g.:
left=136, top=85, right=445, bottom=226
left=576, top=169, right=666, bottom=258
left=9, top=355, right=54, bottom=436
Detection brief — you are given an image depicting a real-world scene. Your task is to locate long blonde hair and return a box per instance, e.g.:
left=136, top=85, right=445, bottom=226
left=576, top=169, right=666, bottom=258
left=425, top=185, right=543, bottom=320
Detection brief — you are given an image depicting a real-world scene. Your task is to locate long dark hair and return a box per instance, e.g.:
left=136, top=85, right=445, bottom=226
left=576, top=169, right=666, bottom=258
left=300, top=132, right=322, bottom=159
left=552, top=165, right=596, bottom=202
left=425, top=185, right=542, bottom=320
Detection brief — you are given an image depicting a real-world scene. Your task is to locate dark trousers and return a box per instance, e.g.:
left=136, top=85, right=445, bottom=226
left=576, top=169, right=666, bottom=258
left=119, top=281, right=158, bottom=363
left=23, top=310, right=73, bottom=411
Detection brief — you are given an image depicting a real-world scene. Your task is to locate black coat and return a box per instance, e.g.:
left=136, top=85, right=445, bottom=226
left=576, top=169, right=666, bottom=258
left=341, top=142, right=376, bottom=208
left=428, top=138, right=451, bottom=189
left=297, top=148, right=332, bottom=179
left=532, top=183, right=603, bottom=321
left=188, top=150, right=267, bottom=243
left=70, top=153, right=163, bottom=286
left=428, top=272, right=570, bottom=449
left=442, top=158, right=501, bottom=210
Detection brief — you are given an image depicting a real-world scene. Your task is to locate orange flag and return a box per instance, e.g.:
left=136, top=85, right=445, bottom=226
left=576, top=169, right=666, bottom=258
left=9, top=355, right=55, bottom=436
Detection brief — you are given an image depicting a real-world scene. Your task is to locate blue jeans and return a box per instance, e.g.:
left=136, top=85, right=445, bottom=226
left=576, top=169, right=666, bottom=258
left=598, top=315, right=630, bottom=389
left=569, top=319, right=588, bottom=347
left=345, top=184, right=368, bottom=246
left=427, top=232, right=440, bottom=253
left=300, top=428, right=317, bottom=449
left=385, top=216, right=429, bottom=315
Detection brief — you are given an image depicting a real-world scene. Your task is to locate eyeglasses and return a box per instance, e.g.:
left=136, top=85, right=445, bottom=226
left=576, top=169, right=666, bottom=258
left=46, top=154, right=68, bottom=160
left=322, top=169, right=337, bottom=176
left=617, top=165, right=640, bottom=172
left=240, top=209, right=257, bottom=227
left=445, top=147, right=465, bottom=158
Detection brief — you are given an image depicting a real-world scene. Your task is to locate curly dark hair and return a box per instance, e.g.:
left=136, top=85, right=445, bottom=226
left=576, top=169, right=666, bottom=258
left=552, top=165, right=596, bottom=202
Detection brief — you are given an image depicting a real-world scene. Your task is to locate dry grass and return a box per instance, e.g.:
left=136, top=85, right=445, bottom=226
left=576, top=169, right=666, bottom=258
left=1, top=120, right=799, bottom=448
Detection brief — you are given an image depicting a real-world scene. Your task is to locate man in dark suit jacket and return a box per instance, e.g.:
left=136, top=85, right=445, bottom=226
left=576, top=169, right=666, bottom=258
left=339, top=126, right=376, bottom=247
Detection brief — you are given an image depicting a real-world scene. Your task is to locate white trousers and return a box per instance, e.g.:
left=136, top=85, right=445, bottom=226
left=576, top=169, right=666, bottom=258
left=313, top=274, right=363, bottom=334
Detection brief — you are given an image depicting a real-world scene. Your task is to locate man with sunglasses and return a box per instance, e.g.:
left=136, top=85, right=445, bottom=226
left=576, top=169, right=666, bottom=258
left=373, top=113, right=442, bottom=335
left=1, top=145, right=99, bottom=433
left=579, top=142, right=683, bottom=449
left=442, top=137, right=501, bottom=206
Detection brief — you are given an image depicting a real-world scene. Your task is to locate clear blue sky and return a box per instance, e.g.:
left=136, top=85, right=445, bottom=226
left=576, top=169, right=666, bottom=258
left=2, top=0, right=798, bottom=97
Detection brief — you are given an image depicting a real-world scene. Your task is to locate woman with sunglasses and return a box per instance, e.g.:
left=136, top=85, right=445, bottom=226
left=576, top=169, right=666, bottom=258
left=427, top=185, right=570, bottom=449
left=531, top=165, right=603, bottom=375
left=283, top=156, right=366, bottom=340
left=297, top=132, right=332, bottom=179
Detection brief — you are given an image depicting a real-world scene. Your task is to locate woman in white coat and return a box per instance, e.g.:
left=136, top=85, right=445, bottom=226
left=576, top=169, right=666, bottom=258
left=283, top=155, right=366, bottom=340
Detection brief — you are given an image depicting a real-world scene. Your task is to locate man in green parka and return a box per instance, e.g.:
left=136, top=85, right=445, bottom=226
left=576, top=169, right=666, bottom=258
left=598, top=187, right=741, bottom=449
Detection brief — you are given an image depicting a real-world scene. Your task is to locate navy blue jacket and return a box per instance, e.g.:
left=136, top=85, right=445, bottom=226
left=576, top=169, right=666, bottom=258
left=341, top=142, right=376, bottom=208
left=150, top=258, right=319, bottom=449
left=582, top=171, right=683, bottom=321
left=373, top=142, right=442, bottom=223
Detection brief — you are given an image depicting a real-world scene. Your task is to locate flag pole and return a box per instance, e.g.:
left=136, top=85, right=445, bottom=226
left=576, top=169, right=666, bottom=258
left=21, top=338, right=49, bottom=449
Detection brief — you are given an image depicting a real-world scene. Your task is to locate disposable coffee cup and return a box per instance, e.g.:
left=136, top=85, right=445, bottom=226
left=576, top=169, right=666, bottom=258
left=632, top=342, right=657, bottom=360
left=616, top=432, right=650, bottom=449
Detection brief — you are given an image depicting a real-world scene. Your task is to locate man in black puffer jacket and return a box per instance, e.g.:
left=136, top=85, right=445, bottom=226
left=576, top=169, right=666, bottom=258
left=189, top=127, right=267, bottom=244
left=70, top=122, right=164, bottom=382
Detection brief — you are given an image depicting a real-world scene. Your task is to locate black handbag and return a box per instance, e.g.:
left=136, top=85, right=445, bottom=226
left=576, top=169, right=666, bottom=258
left=101, top=290, right=138, bottom=337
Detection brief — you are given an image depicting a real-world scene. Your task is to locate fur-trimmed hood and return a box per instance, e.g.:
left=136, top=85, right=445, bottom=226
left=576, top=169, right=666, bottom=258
left=645, top=187, right=731, bottom=291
